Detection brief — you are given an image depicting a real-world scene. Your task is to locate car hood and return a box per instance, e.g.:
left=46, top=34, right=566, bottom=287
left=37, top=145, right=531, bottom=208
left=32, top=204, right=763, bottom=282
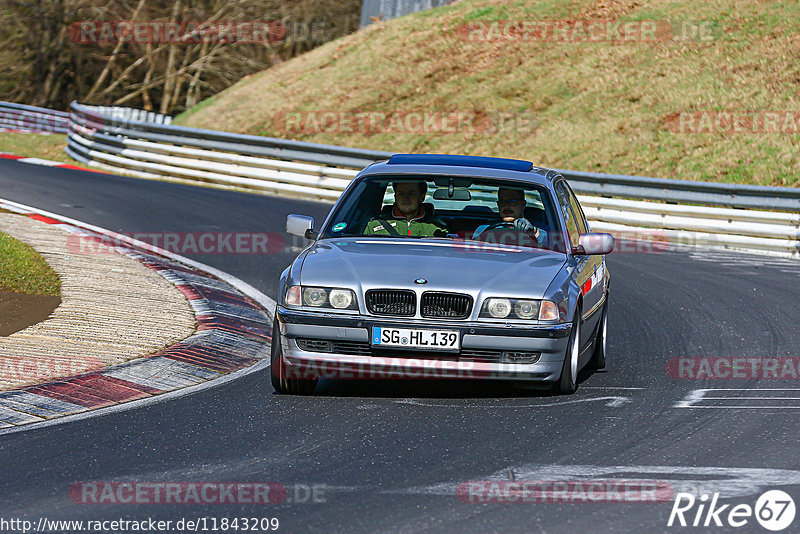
left=298, top=238, right=567, bottom=298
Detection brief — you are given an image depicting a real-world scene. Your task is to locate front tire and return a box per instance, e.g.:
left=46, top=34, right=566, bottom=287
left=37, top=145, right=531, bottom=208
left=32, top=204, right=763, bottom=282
left=271, top=316, right=318, bottom=395
left=555, top=313, right=580, bottom=395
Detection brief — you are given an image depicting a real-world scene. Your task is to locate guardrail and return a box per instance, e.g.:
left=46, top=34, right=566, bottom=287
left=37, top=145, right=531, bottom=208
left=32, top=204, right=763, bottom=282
left=77, top=105, right=173, bottom=126
left=0, top=102, right=69, bottom=134
left=69, top=101, right=385, bottom=170
left=578, top=197, right=799, bottom=256
left=66, top=101, right=381, bottom=200
left=4, top=99, right=800, bottom=257
left=359, top=0, right=454, bottom=28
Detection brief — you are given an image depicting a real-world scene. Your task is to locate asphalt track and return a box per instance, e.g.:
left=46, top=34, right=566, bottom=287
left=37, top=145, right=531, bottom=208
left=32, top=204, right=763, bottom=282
left=1, top=158, right=799, bottom=533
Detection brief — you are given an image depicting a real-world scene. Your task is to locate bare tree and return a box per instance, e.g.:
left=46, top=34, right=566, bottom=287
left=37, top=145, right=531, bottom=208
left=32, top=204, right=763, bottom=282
left=0, top=0, right=361, bottom=113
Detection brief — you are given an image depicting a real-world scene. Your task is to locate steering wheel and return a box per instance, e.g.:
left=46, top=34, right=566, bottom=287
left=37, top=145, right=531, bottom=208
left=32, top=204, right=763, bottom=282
left=483, top=221, right=516, bottom=231
left=480, top=220, right=543, bottom=247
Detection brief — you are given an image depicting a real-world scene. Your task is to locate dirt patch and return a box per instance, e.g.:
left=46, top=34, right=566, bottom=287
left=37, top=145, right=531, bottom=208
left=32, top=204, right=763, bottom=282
left=0, top=290, right=60, bottom=336
left=579, top=0, right=643, bottom=19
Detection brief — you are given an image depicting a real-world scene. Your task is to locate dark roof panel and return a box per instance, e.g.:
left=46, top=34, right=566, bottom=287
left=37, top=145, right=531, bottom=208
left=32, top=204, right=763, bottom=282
left=387, top=154, right=534, bottom=173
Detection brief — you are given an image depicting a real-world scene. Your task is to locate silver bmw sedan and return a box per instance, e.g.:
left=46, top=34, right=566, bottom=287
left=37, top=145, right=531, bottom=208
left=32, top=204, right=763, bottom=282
left=272, top=154, right=614, bottom=395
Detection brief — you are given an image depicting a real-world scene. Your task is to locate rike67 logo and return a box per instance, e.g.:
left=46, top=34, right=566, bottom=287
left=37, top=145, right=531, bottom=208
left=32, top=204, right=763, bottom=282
left=668, top=490, right=796, bottom=531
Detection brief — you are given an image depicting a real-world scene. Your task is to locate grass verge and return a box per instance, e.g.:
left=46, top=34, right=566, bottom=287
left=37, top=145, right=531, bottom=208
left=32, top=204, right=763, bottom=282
left=0, top=229, right=61, bottom=296
left=0, top=132, right=71, bottom=164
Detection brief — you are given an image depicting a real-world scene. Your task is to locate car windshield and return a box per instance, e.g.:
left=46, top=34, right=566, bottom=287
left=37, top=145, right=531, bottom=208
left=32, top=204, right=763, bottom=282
left=319, top=175, right=566, bottom=253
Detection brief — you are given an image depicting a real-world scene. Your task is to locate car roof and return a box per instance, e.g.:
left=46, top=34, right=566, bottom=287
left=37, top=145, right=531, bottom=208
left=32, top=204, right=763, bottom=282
left=387, top=154, right=534, bottom=172
left=357, top=154, right=562, bottom=186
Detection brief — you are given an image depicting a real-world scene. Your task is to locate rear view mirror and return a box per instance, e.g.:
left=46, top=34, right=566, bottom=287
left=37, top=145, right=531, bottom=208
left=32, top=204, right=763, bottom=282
left=286, top=214, right=316, bottom=239
left=433, top=188, right=472, bottom=201
left=577, top=233, right=615, bottom=255
left=432, top=176, right=473, bottom=188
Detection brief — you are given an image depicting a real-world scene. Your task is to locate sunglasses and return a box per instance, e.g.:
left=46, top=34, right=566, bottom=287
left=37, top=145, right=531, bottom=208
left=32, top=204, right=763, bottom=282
left=497, top=199, right=523, bottom=207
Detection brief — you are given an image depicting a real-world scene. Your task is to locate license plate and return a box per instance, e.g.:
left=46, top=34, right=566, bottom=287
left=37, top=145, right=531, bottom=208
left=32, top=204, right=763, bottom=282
left=371, top=327, right=460, bottom=351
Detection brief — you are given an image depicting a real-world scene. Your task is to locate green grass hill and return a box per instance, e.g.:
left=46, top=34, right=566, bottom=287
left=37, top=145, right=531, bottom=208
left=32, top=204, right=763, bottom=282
left=175, top=0, right=800, bottom=186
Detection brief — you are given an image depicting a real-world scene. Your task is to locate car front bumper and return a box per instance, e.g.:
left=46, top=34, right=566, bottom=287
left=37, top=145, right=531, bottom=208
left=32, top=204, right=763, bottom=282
left=275, top=307, right=571, bottom=382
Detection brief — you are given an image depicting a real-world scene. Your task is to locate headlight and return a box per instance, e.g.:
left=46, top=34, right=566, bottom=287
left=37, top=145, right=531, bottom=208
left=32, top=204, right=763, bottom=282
left=285, top=285, right=358, bottom=311
left=303, top=287, right=328, bottom=307
left=329, top=289, right=354, bottom=309
left=514, top=300, right=539, bottom=319
left=485, top=298, right=511, bottom=318
left=480, top=298, right=559, bottom=321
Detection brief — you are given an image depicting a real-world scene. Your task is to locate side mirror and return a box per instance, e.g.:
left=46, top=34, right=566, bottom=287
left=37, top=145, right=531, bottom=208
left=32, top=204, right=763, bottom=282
left=576, top=232, right=615, bottom=255
left=286, top=214, right=316, bottom=239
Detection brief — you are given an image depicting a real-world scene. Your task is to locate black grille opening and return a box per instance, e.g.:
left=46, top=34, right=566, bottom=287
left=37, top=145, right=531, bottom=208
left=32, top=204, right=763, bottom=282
left=421, top=292, right=473, bottom=319
left=371, top=347, right=460, bottom=361
left=502, top=351, right=541, bottom=364
left=326, top=342, right=526, bottom=364
left=331, top=340, right=372, bottom=356
left=459, top=348, right=505, bottom=363
left=366, top=289, right=416, bottom=316
left=296, top=339, right=333, bottom=352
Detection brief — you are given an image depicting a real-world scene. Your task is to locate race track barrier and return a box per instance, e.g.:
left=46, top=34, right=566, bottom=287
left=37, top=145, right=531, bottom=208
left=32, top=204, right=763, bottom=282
left=0, top=102, right=69, bottom=134
left=4, top=100, right=799, bottom=257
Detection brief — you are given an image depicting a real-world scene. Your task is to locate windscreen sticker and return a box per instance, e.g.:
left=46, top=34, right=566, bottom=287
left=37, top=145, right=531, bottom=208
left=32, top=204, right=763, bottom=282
left=331, top=222, right=347, bottom=232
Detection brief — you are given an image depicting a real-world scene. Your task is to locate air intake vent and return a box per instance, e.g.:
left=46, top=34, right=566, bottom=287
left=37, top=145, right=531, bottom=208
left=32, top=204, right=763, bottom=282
left=421, top=292, right=473, bottom=319
left=366, top=289, right=416, bottom=316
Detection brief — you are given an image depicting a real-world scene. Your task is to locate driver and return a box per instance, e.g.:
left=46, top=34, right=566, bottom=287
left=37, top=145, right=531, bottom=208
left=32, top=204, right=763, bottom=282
left=364, top=181, right=448, bottom=237
left=472, top=187, right=546, bottom=245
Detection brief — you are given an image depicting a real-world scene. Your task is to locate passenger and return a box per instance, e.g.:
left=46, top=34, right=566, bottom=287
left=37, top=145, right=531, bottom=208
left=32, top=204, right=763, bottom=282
left=364, top=181, right=448, bottom=237
left=472, top=187, right=547, bottom=245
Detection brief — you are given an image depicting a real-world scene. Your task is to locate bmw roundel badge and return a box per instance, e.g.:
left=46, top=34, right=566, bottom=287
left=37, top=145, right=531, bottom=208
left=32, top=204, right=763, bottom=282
left=414, top=278, right=428, bottom=284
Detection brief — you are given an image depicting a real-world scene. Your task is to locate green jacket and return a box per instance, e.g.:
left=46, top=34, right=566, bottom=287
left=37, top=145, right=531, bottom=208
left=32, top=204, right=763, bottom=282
left=364, top=215, right=448, bottom=238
